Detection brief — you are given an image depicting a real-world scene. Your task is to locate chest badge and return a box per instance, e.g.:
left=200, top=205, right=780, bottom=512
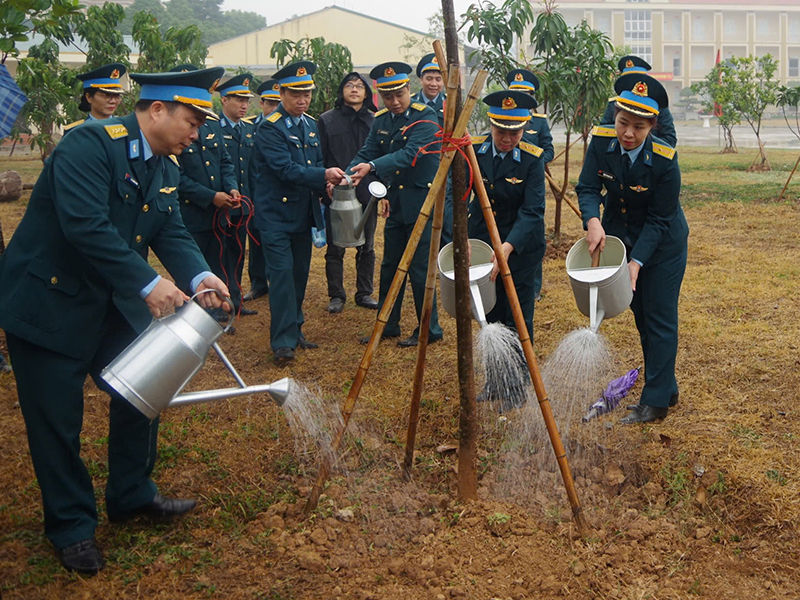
left=205, top=133, right=215, bottom=140
left=598, top=170, right=616, bottom=181
left=630, top=185, right=649, bottom=192
left=159, top=186, right=177, bottom=194
left=124, top=173, right=140, bottom=189
left=505, top=177, right=523, bottom=185
left=308, top=131, right=316, bottom=138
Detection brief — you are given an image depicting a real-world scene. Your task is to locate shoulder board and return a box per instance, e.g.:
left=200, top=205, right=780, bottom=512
left=608, top=96, right=617, bottom=102
left=266, top=112, right=282, bottom=123
left=471, top=135, right=487, bottom=145
left=64, top=119, right=84, bottom=131
left=518, top=141, right=543, bottom=158
left=104, top=124, right=128, bottom=139
left=305, top=114, right=316, bottom=121
left=591, top=126, right=617, bottom=138
left=375, top=108, right=388, bottom=117
left=531, top=113, right=547, bottom=119
left=652, top=142, right=676, bottom=160
left=168, top=154, right=180, bottom=166
left=205, top=114, right=219, bottom=121
left=241, top=116, right=255, bottom=123
left=411, top=102, right=428, bottom=111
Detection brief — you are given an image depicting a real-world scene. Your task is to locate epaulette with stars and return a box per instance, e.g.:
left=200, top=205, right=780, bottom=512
left=411, top=102, right=428, bottom=111
left=652, top=141, right=676, bottom=160
left=518, top=141, right=543, bottom=158
left=63, top=119, right=84, bottom=132
left=375, top=108, right=388, bottom=116
left=266, top=111, right=282, bottom=123
left=591, top=126, right=616, bottom=138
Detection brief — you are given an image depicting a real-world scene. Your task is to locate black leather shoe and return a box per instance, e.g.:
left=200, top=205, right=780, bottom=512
left=109, top=493, right=196, bottom=522
left=239, top=307, right=258, bottom=316
left=273, top=347, right=295, bottom=366
left=397, top=335, right=443, bottom=348
left=243, top=288, right=268, bottom=302
left=355, top=296, right=379, bottom=310
left=58, top=539, right=104, bottom=575
left=620, top=404, right=668, bottom=424
left=359, top=332, right=400, bottom=344
left=327, top=298, right=345, bottom=313
left=298, top=336, right=318, bottom=350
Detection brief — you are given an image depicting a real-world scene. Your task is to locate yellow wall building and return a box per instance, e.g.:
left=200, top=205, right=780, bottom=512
left=534, top=0, right=800, bottom=102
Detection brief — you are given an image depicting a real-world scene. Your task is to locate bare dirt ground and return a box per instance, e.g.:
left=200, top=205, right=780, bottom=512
left=1, top=149, right=799, bottom=599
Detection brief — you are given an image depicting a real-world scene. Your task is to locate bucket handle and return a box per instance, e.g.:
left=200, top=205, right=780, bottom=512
left=191, top=288, right=235, bottom=333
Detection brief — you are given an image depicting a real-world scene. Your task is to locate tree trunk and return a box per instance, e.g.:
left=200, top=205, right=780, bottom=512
left=554, top=131, right=571, bottom=245
left=442, top=0, right=477, bottom=502
left=0, top=171, right=23, bottom=203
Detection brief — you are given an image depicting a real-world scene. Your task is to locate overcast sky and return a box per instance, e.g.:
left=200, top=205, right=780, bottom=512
left=221, top=0, right=475, bottom=34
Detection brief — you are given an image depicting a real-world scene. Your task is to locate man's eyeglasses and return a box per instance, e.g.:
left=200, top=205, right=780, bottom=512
left=344, top=83, right=365, bottom=90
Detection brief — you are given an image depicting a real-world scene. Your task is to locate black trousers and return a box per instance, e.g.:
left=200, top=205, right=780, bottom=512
left=324, top=201, right=377, bottom=302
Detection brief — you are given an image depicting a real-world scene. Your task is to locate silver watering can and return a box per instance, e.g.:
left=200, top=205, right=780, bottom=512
left=329, top=177, right=387, bottom=248
left=100, top=290, right=291, bottom=421
left=438, top=239, right=497, bottom=328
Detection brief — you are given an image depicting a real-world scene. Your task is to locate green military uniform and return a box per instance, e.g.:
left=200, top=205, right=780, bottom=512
left=176, top=115, right=239, bottom=300
left=0, top=110, right=211, bottom=549
left=576, top=125, right=688, bottom=409
left=348, top=61, right=442, bottom=342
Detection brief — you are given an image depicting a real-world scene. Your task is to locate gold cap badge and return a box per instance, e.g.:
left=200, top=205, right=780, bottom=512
left=633, top=81, right=648, bottom=97
left=110, top=69, right=120, bottom=79
left=502, top=97, right=517, bottom=110
left=272, top=83, right=280, bottom=91
left=296, top=66, right=307, bottom=76
left=385, top=67, right=396, bottom=77
left=209, top=78, right=220, bottom=92
left=626, top=59, right=634, bottom=68
left=243, top=78, right=250, bottom=87
left=514, top=73, right=524, bottom=82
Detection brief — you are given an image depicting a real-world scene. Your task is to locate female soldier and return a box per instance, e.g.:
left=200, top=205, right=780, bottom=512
left=576, top=72, right=689, bottom=424
left=63, top=63, right=126, bottom=134
left=469, top=90, right=546, bottom=411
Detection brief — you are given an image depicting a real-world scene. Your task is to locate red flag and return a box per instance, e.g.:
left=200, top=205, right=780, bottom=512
left=713, top=49, right=723, bottom=117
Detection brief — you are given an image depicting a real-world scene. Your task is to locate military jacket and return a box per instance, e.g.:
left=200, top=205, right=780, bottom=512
left=412, top=90, right=446, bottom=128
left=219, top=114, right=256, bottom=215
left=177, top=116, right=238, bottom=232
left=467, top=135, right=546, bottom=271
left=253, top=105, right=326, bottom=233
left=0, top=112, right=207, bottom=360
left=522, top=114, right=554, bottom=164
left=576, top=126, right=688, bottom=267
left=600, top=101, right=677, bottom=147
left=348, top=102, right=439, bottom=225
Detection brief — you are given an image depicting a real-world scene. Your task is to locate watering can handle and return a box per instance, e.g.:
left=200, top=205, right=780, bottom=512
left=591, top=247, right=601, bottom=268
left=191, top=288, right=235, bottom=332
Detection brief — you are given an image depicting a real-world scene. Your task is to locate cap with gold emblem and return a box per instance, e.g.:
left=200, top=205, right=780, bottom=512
left=130, top=66, right=225, bottom=118
left=370, top=61, right=412, bottom=92
left=483, top=90, right=537, bottom=130
left=76, top=63, right=127, bottom=94
left=612, top=72, right=668, bottom=118
left=257, top=79, right=280, bottom=101
left=617, top=55, right=651, bottom=74
left=505, top=68, right=539, bottom=95
left=274, top=61, right=317, bottom=91
left=416, top=53, right=441, bottom=78
left=217, top=73, right=254, bottom=97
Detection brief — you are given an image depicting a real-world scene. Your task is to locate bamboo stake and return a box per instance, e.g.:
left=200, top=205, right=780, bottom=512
left=403, top=51, right=459, bottom=480
left=545, top=170, right=582, bottom=218
left=778, top=152, right=800, bottom=202
left=464, top=143, right=589, bottom=537
left=303, top=70, right=489, bottom=515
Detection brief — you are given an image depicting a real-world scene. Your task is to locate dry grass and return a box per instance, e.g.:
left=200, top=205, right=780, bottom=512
left=1, top=148, right=800, bottom=598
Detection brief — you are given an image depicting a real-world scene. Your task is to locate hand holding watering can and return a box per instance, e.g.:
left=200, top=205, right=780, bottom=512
left=144, top=273, right=230, bottom=319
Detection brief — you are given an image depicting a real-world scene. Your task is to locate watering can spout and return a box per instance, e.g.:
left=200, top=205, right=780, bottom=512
left=470, top=281, right=489, bottom=328
left=265, top=377, right=292, bottom=406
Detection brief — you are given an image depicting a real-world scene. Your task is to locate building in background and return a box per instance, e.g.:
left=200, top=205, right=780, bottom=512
left=536, top=0, right=800, bottom=106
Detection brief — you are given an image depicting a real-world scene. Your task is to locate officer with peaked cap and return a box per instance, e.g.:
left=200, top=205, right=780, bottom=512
left=173, top=65, right=241, bottom=325
left=469, top=90, right=546, bottom=412
left=243, top=78, right=281, bottom=302
left=215, top=73, right=258, bottom=316
left=577, top=72, right=688, bottom=424
left=254, top=61, right=345, bottom=365
left=63, top=62, right=127, bottom=135
left=0, top=66, right=231, bottom=575
left=347, top=61, right=443, bottom=348
left=599, top=56, right=677, bottom=147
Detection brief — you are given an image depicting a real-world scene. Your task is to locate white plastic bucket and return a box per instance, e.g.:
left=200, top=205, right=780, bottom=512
left=565, top=235, right=632, bottom=331
left=438, top=239, right=497, bottom=326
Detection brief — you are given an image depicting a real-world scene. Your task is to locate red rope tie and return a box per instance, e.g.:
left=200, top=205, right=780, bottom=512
left=403, top=118, right=475, bottom=203
left=213, top=194, right=256, bottom=318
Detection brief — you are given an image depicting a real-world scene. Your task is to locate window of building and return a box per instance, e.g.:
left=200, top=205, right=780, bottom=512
left=724, top=18, right=737, bottom=37
left=693, top=18, right=706, bottom=40
left=673, top=16, right=682, bottom=41
left=757, top=17, right=770, bottom=38
left=625, top=9, right=652, bottom=64
left=790, top=58, right=800, bottom=78
left=693, top=53, right=705, bottom=72
left=673, top=57, right=682, bottom=77
left=790, top=16, right=800, bottom=43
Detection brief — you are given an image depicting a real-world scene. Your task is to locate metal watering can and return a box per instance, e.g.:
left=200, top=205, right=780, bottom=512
left=438, top=239, right=497, bottom=328
left=100, top=290, right=291, bottom=421
left=565, top=236, right=633, bottom=332
left=329, top=177, right=387, bottom=248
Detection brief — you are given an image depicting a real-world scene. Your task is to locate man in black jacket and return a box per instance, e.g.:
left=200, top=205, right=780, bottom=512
left=317, top=72, right=379, bottom=313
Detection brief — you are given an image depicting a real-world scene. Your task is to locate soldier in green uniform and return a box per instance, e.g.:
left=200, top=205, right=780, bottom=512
left=253, top=61, right=345, bottom=365
left=469, top=90, right=546, bottom=411
left=505, top=69, right=554, bottom=302
left=600, top=56, right=677, bottom=147
left=0, top=67, right=231, bottom=574
left=173, top=66, right=241, bottom=323
left=348, top=61, right=443, bottom=347
left=243, top=79, right=281, bottom=302
left=216, top=73, right=258, bottom=315
left=576, top=72, right=688, bottom=424
left=63, top=63, right=126, bottom=135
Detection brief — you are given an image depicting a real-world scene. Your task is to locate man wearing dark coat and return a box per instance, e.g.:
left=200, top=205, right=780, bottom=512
left=318, top=72, right=379, bottom=313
